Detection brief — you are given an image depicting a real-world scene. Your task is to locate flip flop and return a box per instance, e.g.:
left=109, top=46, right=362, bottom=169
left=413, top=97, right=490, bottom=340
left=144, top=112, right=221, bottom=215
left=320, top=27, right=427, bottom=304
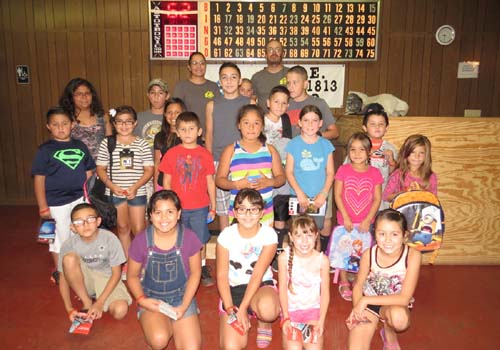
left=380, top=328, right=401, bottom=350
left=338, top=281, right=352, bottom=301
left=256, top=327, right=272, bottom=348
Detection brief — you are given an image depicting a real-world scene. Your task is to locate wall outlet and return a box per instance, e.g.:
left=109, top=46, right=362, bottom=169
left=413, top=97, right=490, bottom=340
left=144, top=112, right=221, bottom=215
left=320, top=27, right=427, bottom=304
left=464, top=109, right=481, bottom=117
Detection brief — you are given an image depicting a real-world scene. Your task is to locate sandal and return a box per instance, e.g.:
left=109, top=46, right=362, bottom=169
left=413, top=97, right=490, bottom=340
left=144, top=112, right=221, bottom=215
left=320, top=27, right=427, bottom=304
left=50, top=269, right=60, bottom=285
left=256, top=327, right=272, bottom=348
left=380, top=328, right=401, bottom=350
left=338, top=281, right=352, bottom=301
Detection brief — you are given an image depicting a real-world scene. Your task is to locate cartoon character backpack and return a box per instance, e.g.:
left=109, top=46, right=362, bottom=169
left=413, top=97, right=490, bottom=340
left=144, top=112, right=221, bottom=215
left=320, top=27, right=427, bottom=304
left=327, top=226, right=373, bottom=283
left=390, top=190, right=445, bottom=264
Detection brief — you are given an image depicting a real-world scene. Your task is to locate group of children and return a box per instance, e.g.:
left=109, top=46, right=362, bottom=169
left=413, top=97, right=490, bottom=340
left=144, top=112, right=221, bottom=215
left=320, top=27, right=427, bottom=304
left=32, top=50, right=438, bottom=349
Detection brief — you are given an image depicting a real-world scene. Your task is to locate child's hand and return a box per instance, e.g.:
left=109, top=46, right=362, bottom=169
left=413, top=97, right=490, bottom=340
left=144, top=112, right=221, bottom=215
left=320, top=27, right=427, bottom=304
left=235, top=308, right=251, bottom=333
left=250, top=171, right=271, bottom=191
left=296, top=192, right=309, bottom=213
left=314, top=321, right=325, bottom=337
left=383, top=149, right=395, bottom=163
left=39, top=211, right=51, bottom=220
left=141, top=297, right=161, bottom=312
left=281, top=318, right=291, bottom=335
left=344, top=217, right=354, bottom=232
left=68, top=308, right=79, bottom=322
left=358, top=219, right=371, bottom=233
left=111, top=185, right=127, bottom=196
left=87, top=301, right=104, bottom=320
left=171, top=305, right=185, bottom=320
left=125, top=186, right=137, bottom=200
left=408, top=181, right=421, bottom=191
left=313, top=194, right=326, bottom=209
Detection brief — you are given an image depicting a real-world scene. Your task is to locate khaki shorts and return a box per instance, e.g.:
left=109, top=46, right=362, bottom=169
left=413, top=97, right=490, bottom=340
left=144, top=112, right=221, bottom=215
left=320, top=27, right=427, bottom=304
left=325, top=187, right=333, bottom=219
left=80, top=262, right=132, bottom=311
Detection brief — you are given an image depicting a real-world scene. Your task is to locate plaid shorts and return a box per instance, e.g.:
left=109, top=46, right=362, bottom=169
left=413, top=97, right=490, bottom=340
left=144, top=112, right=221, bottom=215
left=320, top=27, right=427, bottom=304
left=214, top=161, right=230, bottom=216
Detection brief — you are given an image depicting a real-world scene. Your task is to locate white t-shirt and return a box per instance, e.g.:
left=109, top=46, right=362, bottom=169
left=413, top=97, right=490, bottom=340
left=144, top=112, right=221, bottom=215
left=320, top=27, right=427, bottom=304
left=217, top=224, right=277, bottom=286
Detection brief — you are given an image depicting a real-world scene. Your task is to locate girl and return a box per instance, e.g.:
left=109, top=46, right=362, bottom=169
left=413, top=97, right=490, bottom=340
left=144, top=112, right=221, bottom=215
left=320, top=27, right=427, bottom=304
left=153, top=98, right=187, bottom=189
left=216, top=104, right=286, bottom=227
left=59, top=78, right=113, bottom=160
left=278, top=215, right=330, bottom=350
left=347, top=209, right=421, bottom=350
left=127, top=190, right=202, bottom=350
left=216, top=188, right=280, bottom=349
left=361, top=103, right=398, bottom=209
left=383, top=134, right=437, bottom=202
left=334, top=132, right=383, bottom=301
left=96, top=106, right=153, bottom=261
left=285, top=105, right=334, bottom=240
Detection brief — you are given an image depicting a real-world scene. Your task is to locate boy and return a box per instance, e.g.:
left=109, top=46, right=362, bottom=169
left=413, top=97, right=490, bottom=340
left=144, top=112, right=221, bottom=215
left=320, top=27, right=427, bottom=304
left=264, top=85, right=292, bottom=270
left=160, top=112, right=217, bottom=286
left=32, top=106, right=96, bottom=283
left=286, top=65, right=339, bottom=251
left=59, top=203, right=131, bottom=321
left=137, top=78, right=170, bottom=150
left=205, top=63, right=250, bottom=236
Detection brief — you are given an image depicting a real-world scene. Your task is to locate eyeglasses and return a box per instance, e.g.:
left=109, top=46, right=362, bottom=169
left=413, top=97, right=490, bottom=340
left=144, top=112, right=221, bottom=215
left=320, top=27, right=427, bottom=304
left=190, top=61, right=206, bottom=66
left=72, top=216, right=98, bottom=227
left=114, top=120, right=135, bottom=126
left=267, top=47, right=282, bottom=54
left=74, top=92, right=91, bottom=98
left=235, top=207, right=262, bottom=216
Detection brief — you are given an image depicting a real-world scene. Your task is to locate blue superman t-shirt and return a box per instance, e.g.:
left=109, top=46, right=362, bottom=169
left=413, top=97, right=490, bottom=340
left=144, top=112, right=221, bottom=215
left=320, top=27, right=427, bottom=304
left=32, top=139, right=96, bottom=206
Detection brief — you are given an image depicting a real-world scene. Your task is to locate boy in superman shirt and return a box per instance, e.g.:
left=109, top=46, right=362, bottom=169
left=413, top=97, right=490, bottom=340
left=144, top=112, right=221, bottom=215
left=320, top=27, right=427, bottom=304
left=32, top=106, right=95, bottom=283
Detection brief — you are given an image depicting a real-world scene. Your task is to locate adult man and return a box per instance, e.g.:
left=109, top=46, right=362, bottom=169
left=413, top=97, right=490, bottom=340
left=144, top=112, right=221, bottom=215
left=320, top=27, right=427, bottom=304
left=251, top=40, right=289, bottom=110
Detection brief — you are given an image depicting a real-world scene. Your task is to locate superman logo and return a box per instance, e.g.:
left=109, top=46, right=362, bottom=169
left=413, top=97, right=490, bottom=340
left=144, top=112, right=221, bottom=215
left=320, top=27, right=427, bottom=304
left=53, top=149, right=85, bottom=170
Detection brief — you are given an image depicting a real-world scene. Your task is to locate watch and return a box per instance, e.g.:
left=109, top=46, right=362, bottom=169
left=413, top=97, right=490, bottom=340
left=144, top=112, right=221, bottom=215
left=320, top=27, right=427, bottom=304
left=435, top=25, right=455, bottom=46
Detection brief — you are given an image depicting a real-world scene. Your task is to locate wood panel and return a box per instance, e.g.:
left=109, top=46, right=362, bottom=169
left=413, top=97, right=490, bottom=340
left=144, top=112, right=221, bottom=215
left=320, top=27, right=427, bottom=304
left=337, top=116, right=500, bottom=265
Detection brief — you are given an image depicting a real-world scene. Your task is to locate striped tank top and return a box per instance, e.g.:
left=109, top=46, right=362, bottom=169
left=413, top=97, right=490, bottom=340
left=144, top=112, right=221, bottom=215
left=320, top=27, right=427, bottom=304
left=229, top=141, right=274, bottom=226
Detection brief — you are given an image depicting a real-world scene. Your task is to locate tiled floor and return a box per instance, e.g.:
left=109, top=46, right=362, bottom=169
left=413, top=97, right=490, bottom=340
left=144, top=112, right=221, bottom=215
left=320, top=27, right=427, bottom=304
left=1, top=206, right=499, bottom=349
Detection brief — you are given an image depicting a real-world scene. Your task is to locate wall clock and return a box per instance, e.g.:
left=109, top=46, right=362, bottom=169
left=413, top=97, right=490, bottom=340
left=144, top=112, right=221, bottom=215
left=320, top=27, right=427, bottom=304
left=435, top=25, right=455, bottom=46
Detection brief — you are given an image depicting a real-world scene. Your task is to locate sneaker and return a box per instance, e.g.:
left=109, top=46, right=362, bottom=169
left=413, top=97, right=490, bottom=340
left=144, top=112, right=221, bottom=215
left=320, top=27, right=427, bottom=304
left=121, top=263, right=128, bottom=281
left=201, top=265, right=215, bottom=287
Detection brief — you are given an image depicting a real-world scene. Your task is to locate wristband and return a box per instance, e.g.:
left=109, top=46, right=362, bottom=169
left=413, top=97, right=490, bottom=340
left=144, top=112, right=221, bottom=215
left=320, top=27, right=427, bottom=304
left=225, top=305, right=237, bottom=314
left=136, top=295, right=146, bottom=305
left=68, top=308, right=77, bottom=316
left=280, top=317, right=290, bottom=328
left=209, top=209, right=216, bottom=215
left=39, top=208, right=50, bottom=214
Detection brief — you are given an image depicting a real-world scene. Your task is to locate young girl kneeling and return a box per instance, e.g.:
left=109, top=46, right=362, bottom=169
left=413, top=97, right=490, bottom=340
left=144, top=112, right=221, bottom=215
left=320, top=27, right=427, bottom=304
left=127, top=190, right=202, bottom=350
left=347, top=209, right=421, bottom=350
left=217, top=188, right=280, bottom=350
left=278, top=215, right=330, bottom=350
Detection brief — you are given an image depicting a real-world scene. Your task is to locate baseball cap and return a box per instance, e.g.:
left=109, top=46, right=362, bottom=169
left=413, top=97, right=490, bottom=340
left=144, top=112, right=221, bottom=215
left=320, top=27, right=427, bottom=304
left=147, top=78, right=168, bottom=92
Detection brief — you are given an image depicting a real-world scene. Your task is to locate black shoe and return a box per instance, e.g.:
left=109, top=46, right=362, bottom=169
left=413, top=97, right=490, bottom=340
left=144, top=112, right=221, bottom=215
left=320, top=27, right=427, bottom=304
left=51, top=270, right=60, bottom=285
left=201, top=265, right=215, bottom=287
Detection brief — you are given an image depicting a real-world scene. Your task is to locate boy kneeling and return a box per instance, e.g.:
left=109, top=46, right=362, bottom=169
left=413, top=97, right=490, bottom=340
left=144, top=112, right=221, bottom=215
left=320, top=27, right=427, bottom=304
left=59, top=203, right=132, bottom=321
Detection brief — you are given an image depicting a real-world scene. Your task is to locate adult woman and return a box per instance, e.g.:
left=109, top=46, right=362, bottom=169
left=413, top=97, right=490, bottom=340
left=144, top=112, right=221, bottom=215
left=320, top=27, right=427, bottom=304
left=59, top=78, right=112, bottom=159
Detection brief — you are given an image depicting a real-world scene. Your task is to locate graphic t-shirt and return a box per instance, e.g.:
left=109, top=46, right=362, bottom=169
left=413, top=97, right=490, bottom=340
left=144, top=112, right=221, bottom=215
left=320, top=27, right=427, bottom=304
left=58, top=229, right=125, bottom=276
left=136, top=110, right=163, bottom=150
left=159, top=145, right=215, bottom=209
left=217, top=224, right=277, bottom=286
left=335, top=163, right=384, bottom=225
left=31, top=138, right=96, bottom=206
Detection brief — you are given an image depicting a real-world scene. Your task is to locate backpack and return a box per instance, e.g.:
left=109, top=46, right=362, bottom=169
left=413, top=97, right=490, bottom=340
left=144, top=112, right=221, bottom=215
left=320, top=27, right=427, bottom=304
left=390, top=190, right=445, bottom=264
left=327, top=225, right=373, bottom=283
left=83, top=136, right=117, bottom=229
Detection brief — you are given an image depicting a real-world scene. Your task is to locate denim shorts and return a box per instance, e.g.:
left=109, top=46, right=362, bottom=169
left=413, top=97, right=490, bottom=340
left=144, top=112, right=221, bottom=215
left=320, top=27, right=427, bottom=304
left=181, top=207, right=211, bottom=244
left=107, top=195, right=147, bottom=207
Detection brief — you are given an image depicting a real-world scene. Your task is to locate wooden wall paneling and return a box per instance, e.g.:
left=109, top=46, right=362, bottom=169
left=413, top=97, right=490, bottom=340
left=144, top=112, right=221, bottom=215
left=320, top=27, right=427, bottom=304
left=406, top=1, right=425, bottom=115
left=437, top=0, right=462, bottom=115
left=83, top=32, right=102, bottom=97
left=468, top=0, right=487, bottom=110
left=417, top=0, right=435, bottom=116
left=96, top=0, right=110, bottom=109
left=493, top=35, right=500, bottom=115
left=54, top=32, right=70, bottom=97
left=139, top=30, right=150, bottom=111
left=0, top=10, right=8, bottom=201
left=346, top=62, right=367, bottom=93
left=105, top=31, right=125, bottom=107
left=400, top=0, right=415, bottom=107
left=66, top=0, right=86, bottom=79
left=455, top=0, right=478, bottom=116
left=385, top=0, right=406, bottom=99
left=119, top=0, right=132, bottom=106
left=377, top=0, right=391, bottom=93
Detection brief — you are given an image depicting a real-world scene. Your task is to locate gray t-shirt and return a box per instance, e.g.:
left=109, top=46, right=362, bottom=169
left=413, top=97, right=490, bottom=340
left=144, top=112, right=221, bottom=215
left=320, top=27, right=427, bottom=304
left=136, top=110, right=163, bottom=150
left=212, top=95, right=250, bottom=161
left=287, top=95, right=336, bottom=137
left=251, top=66, right=289, bottom=110
left=58, top=229, right=126, bottom=276
left=173, top=79, right=221, bottom=132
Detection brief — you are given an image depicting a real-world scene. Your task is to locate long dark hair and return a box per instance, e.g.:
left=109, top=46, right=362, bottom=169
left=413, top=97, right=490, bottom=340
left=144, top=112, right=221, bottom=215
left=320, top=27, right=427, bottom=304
left=59, top=78, right=104, bottom=121
left=153, top=98, right=187, bottom=150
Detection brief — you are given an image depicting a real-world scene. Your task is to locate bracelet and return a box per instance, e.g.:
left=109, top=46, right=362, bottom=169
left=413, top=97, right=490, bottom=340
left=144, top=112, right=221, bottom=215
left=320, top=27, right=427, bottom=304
left=280, top=317, right=290, bottom=328
left=136, top=295, right=146, bottom=305
left=39, top=208, right=50, bottom=214
left=225, top=305, right=238, bottom=314
left=68, top=308, right=77, bottom=316
left=209, top=209, right=216, bottom=215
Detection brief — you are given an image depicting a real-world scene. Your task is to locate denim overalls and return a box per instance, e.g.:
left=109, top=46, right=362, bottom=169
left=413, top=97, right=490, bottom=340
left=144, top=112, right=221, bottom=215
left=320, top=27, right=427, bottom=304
left=141, top=224, right=188, bottom=307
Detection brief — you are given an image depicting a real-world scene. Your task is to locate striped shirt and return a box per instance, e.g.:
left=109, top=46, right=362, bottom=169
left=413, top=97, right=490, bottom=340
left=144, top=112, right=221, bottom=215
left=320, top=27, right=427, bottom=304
left=228, top=141, right=274, bottom=226
left=96, top=137, right=153, bottom=198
